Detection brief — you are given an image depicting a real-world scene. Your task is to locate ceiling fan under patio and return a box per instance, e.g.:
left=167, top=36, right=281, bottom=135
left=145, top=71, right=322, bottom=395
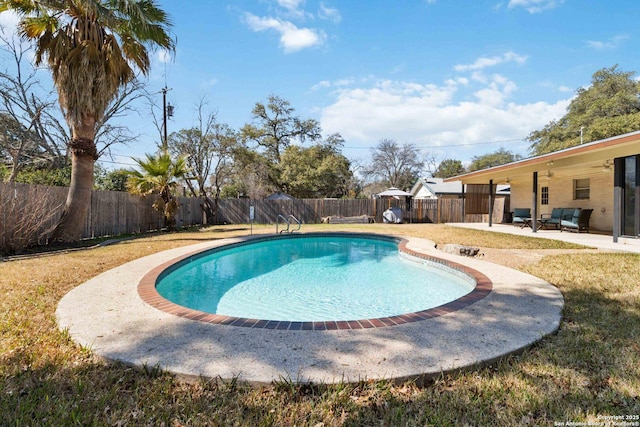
left=591, top=159, right=613, bottom=171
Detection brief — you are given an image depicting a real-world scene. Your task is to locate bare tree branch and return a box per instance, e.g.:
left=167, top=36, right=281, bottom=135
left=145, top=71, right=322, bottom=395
left=0, top=25, right=68, bottom=178
left=95, top=78, right=146, bottom=157
left=363, top=138, right=425, bottom=190
left=1, top=26, right=148, bottom=177
left=167, top=97, right=238, bottom=223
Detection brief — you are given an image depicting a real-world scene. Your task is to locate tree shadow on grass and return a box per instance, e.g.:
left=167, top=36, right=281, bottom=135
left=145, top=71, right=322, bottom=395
left=10, top=283, right=636, bottom=426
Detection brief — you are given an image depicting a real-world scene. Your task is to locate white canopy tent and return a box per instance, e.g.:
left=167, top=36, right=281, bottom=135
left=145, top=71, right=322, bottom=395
left=376, top=187, right=413, bottom=198
left=376, top=187, right=413, bottom=223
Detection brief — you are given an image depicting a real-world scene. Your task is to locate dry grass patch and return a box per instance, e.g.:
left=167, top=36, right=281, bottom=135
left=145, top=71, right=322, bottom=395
left=295, top=223, right=587, bottom=249
left=1, top=224, right=637, bottom=425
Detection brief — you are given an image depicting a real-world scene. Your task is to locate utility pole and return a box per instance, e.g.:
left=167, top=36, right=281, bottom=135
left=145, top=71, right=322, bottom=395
left=161, top=86, right=173, bottom=150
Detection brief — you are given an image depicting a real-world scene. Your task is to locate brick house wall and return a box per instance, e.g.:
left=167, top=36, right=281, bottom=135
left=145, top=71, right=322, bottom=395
left=508, top=170, right=613, bottom=232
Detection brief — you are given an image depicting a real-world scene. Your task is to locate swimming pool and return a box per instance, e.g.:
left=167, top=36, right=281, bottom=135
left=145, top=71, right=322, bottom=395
left=153, top=233, right=480, bottom=324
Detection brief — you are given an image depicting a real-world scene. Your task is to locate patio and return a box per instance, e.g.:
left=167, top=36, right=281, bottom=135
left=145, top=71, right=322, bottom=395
left=445, top=131, right=640, bottom=245
left=448, top=222, right=640, bottom=254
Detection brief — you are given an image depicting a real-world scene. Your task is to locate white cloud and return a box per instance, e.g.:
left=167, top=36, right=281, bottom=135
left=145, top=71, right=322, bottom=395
left=0, top=10, right=20, bottom=29
left=311, top=77, right=355, bottom=91
left=445, top=77, right=469, bottom=86
left=507, top=0, right=564, bottom=13
left=244, top=13, right=326, bottom=53
left=586, top=35, right=628, bottom=50
left=454, top=51, right=527, bottom=72
left=276, top=0, right=304, bottom=11
left=473, top=74, right=518, bottom=107
left=274, top=0, right=307, bottom=20
left=311, top=80, right=332, bottom=91
left=0, top=10, right=22, bottom=47
left=319, top=77, right=569, bottom=161
left=201, top=77, right=218, bottom=89
left=318, top=2, right=341, bottom=23
left=540, top=81, right=574, bottom=94
left=156, top=49, right=173, bottom=64
left=241, top=2, right=339, bottom=53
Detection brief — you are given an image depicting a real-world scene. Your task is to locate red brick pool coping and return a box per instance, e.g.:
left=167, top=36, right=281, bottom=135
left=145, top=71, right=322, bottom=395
left=137, top=233, right=493, bottom=330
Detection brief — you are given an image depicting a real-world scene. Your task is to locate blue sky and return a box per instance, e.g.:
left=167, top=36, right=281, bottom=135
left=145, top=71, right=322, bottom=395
left=3, top=0, right=640, bottom=170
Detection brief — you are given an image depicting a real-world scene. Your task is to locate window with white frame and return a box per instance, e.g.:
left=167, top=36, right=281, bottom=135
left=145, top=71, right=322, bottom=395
left=573, top=178, right=590, bottom=200
left=541, top=186, right=549, bottom=205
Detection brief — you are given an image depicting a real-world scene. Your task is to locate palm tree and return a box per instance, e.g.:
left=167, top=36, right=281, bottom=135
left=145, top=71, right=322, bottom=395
left=126, top=150, right=189, bottom=231
left=1, top=0, right=174, bottom=241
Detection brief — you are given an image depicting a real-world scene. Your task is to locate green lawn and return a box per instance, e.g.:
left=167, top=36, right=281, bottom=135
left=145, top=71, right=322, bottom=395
left=1, top=224, right=638, bottom=426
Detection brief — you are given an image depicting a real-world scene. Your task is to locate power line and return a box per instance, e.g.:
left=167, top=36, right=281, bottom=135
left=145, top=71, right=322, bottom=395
left=343, top=138, right=527, bottom=150
left=98, top=158, right=138, bottom=167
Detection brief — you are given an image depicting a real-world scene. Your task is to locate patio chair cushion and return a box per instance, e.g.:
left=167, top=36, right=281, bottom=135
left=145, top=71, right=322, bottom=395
left=541, top=207, right=564, bottom=229
left=561, top=208, right=577, bottom=222
left=549, top=208, right=564, bottom=220
left=561, top=208, right=593, bottom=232
left=512, top=208, right=531, bottom=223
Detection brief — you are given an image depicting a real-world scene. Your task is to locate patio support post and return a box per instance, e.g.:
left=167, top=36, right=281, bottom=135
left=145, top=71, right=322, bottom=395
left=488, top=179, right=494, bottom=227
left=636, top=156, right=640, bottom=237
left=532, top=172, right=538, bottom=233
left=613, top=157, right=624, bottom=242
left=462, top=184, right=466, bottom=222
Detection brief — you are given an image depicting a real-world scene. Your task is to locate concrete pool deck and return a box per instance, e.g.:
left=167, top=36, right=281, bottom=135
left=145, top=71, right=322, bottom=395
left=56, top=234, right=563, bottom=384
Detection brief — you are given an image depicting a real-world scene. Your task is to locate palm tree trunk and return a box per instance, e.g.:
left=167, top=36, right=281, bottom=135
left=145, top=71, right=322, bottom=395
left=51, top=135, right=97, bottom=242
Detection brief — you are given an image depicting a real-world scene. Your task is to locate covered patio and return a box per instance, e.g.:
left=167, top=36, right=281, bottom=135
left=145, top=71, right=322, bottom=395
left=447, top=130, right=640, bottom=245
left=448, top=222, right=640, bottom=254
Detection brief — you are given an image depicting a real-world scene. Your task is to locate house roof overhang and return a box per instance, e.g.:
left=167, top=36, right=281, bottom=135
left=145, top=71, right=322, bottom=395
left=446, top=130, right=640, bottom=185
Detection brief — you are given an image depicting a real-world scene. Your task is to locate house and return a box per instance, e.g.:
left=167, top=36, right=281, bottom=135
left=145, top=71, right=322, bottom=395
left=410, top=177, right=463, bottom=199
left=411, top=177, right=510, bottom=200
left=445, top=130, right=640, bottom=243
left=409, top=177, right=511, bottom=224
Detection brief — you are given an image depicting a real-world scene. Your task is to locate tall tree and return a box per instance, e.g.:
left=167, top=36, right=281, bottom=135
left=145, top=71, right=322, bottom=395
left=95, top=168, right=129, bottom=191
left=528, top=65, right=640, bottom=156
left=240, top=95, right=321, bottom=192
left=241, top=95, right=321, bottom=163
left=467, top=147, right=522, bottom=172
left=279, top=133, right=353, bottom=198
left=168, top=100, right=238, bottom=222
left=433, top=158, right=465, bottom=178
left=2, top=0, right=174, bottom=241
left=363, top=139, right=424, bottom=190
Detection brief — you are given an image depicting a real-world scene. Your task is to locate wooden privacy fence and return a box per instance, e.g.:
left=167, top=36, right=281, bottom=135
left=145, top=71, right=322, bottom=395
left=0, top=182, right=202, bottom=253
left=2, top=182, right=496, bottom=253
left=213, top=198, right=467, bottom=225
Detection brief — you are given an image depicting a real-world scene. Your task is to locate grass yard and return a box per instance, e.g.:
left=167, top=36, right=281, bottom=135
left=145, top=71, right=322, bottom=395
left=1, top=224, right=638, bottom=426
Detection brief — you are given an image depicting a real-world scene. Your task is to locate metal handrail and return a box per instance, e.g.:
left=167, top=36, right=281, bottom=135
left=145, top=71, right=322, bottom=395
left=287, top=214, right=301, bottom=233
left=276, top=214, right=289, bottom=234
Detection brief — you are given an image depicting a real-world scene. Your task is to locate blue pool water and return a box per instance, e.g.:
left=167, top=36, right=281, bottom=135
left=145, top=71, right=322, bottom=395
left=156, top=235, right=475, bottom=322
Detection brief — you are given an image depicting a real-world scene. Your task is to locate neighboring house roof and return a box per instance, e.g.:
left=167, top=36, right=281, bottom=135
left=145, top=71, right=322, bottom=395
left=411, top=177, right=461, bottom=198
left=265, top=191, right=294, bottom=200
left=445, top=130, right=640, bottom=185
left=411, top=177, right=509, bottom=197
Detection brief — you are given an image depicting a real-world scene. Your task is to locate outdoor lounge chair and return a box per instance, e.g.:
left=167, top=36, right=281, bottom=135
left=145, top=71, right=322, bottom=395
left=512, top=208, right=531, bottom=227
left=540, top=207, right=564, bottom=229
left=560, top=208, right=593, bottom=233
